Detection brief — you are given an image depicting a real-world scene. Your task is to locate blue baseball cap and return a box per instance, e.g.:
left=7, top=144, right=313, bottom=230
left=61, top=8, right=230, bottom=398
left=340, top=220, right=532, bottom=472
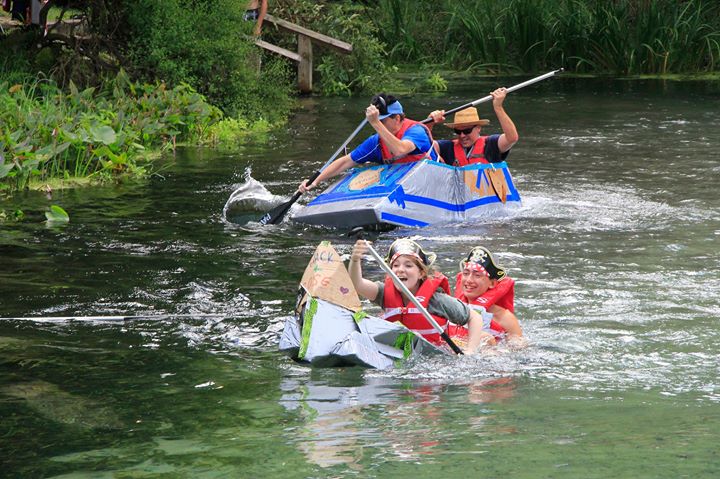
left=378, top=100, right=403, bottom=120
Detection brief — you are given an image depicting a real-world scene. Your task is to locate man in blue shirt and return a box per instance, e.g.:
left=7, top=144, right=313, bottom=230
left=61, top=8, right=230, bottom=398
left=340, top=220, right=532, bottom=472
left=299, top=94, right=437, bottom=193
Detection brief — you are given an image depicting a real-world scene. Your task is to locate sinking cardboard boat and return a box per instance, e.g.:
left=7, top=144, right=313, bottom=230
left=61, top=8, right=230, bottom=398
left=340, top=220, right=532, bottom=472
left=278, top=241, right=448, bottom=369
left=292, top=160, right=521, bottom=229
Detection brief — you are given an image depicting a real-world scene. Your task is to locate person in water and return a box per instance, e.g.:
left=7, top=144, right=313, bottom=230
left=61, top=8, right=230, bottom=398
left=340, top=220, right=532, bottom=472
left=348, top=238, right=495, bottom=353
left=454, top=246, right=523, bottom=341
left=299, top=93, right=438, bottom=193
left=428, top=87, right=518, bottom=166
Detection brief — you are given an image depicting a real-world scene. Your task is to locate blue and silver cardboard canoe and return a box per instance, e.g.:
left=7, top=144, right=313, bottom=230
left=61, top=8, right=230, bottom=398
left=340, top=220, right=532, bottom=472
left=292, top=160, right=521, bottom=229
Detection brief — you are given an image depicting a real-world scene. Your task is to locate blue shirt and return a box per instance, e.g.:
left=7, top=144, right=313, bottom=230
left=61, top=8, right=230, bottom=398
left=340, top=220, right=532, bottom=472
left=436, top=134, right=509, bottom=165
left=350, top=124, right=437, bottom=164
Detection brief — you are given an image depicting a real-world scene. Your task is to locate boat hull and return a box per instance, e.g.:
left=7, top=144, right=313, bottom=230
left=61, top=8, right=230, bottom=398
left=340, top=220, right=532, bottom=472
left=292, top=160, right=521, bottom=229
left=279, top=296, right=450, bottom=370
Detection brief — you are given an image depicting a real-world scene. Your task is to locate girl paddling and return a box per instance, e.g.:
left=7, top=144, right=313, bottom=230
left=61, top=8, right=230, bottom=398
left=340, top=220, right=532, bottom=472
left=349, top=238, right=496, bottom=353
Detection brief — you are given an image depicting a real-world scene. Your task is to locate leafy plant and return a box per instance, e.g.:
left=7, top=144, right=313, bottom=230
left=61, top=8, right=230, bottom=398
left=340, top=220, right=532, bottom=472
left=45, top=204, right=70, bottom=224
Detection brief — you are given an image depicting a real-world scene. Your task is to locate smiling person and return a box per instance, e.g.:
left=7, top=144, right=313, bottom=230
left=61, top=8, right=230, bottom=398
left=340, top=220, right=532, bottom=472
left=299, top=93, right=438, bottom=193
left=348, top=238, right=495, bottom=353
left=428, top=87, right=518, bottom=166
left=454, top=246, right=523, bottom=342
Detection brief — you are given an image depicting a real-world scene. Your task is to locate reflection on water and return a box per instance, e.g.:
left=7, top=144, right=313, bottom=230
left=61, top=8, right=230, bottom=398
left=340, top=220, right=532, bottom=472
left=1, top=77, right=719, bottom=477
left=280, top=374, right=518, bottom=469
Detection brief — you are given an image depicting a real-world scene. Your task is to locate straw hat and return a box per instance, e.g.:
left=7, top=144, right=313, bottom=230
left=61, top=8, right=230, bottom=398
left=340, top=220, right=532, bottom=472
left=445, top=107, right=490, bottom=128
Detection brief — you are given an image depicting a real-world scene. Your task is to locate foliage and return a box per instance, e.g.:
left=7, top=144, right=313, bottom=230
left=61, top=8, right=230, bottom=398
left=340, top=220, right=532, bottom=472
left=0, top=71, right=230, bottom=192
left=2, top=0, right=294, bottom=122
left=268, top=0, right=398, bottom=95
left=45, top=205, right=70, bottom=224
left=370, top=0, right=720, bottom=75
left=121, top=0, right=294, bottom=121
left=424, top=72, right=448, bottom=92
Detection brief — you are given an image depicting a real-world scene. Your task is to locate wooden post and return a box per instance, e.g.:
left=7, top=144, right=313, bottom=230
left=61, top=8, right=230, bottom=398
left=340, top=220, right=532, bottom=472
left=297, top=35, right=313, bottom=93
left=255, top=15, right=352, bottom=94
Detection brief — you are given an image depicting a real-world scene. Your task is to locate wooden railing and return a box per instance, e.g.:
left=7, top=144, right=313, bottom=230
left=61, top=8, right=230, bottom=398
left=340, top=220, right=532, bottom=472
left=255, top=14, right=353, bottom=93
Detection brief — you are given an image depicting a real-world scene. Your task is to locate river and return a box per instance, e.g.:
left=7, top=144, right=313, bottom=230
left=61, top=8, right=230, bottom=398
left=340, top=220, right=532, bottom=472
left=1, top=77, right=719, bottom=478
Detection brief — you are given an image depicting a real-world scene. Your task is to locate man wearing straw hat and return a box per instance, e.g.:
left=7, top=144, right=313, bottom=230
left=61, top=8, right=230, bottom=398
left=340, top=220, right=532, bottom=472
left=428, top=88, right=518, bottom=167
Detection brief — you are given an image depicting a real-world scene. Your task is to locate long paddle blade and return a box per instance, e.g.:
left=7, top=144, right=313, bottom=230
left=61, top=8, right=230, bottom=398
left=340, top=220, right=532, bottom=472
left=259, top=191, right=302, bottom=225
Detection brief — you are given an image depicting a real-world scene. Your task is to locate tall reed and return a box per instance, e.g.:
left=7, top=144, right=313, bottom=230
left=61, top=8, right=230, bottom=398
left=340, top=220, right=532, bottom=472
left=373, top=0, right=720, bottom=75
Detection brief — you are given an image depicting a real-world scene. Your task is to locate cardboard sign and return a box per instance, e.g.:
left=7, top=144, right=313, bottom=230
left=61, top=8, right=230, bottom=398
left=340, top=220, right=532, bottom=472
left=486, top=169, right=508, bottom=203
left=349, top=168, right=381, bottom=191
left=300, top=241, right=362, bottom=312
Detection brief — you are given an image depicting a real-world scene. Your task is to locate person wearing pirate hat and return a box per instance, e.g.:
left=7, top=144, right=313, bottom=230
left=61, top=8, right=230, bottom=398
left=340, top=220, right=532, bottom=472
left=454, top=246, right=523, bottom=341
left=299, top=93, right=439, bottom=194
left=349, top=238, right=496, bottom=353
left=427, top=87, right=519, bottom=167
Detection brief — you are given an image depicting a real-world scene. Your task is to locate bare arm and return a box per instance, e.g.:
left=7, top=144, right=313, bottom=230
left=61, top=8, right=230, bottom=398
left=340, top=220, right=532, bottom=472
left=298, top=154, right=355, bottom=192
left=465, top=308, right=496, bottom=352
left=488, top=305, right=523, bottom=338
left=348, top=240, right=379, bottom=301
left=492, top=88, right=519, bottom=153
left=254, top=0, right=268, bottom=36
left=366, top=105, right=416, bottom=157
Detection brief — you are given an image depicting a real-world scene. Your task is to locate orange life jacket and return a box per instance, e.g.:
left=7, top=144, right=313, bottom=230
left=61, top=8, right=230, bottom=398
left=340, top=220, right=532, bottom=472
left=379, top=119, right=435, bottom=164
left=382, top=272, right=451, bottom=345
left=452, top=136, right=489, bottom=167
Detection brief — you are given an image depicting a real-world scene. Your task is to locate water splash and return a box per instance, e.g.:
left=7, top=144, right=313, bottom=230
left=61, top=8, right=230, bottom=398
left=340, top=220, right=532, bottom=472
left=222, top=168, right=287, bottom=225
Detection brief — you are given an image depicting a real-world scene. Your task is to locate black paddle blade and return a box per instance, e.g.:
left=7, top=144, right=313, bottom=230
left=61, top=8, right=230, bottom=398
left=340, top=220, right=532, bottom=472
left=347, top=226, right=366, bottom=239
left=259, top=194, right=298, bottom=225
left=370, top=94, right=388, bottom=115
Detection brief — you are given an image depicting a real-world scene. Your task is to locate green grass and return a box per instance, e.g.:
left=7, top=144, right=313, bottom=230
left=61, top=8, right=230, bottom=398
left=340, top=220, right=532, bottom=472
left=372, top=0, right=720, bottom=75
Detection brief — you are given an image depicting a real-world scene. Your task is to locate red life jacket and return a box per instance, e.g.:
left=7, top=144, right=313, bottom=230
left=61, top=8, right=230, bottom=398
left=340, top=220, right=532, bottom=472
left=382, top=272, right=452, bottom=345
left=454, top=273, right=515, bottom=337
left=452, top=136, right=489, bottom=167
left=379, top=119, right=435, bottom=164
left=454, top=272, right=515, bottom=312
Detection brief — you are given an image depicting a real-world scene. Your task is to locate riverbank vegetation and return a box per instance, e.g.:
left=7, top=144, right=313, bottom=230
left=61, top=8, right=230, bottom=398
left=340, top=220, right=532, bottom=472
left=369, top=0, right=720, bottom=76
left=0, top=71, right=226, bottom=192
left=2, top=0, right=719, bottom=198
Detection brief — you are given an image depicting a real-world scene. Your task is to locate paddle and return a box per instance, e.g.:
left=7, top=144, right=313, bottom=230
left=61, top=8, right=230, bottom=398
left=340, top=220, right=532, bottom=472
left=260, top=94, right=388, bottom=225
left=259, top=118, right=369, bottom=225
left=418, top=68, right=564, bottom=125
left=348, top=227, right=464, bottom=355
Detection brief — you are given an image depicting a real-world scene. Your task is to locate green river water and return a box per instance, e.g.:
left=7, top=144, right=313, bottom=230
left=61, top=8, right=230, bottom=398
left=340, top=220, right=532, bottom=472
left=1, top=77, right=719, bottom=478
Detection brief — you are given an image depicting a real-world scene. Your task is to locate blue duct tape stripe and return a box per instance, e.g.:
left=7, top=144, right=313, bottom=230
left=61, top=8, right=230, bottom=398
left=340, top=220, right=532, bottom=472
left=309, top=188, right=520, bottom=211
left=308, top=189, right=391, bottom=206
left=308, top=162, right=520, bottom=210
left=380, top=212, right=429, bottom=228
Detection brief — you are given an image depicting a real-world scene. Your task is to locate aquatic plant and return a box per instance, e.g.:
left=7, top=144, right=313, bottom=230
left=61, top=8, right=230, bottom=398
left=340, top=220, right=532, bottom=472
left=0, top=71, right=226, bottom=191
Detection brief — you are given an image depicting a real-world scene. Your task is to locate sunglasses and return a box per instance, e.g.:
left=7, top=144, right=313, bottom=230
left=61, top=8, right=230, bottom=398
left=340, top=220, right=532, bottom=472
left=453, top=127, right=476, bottom=135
